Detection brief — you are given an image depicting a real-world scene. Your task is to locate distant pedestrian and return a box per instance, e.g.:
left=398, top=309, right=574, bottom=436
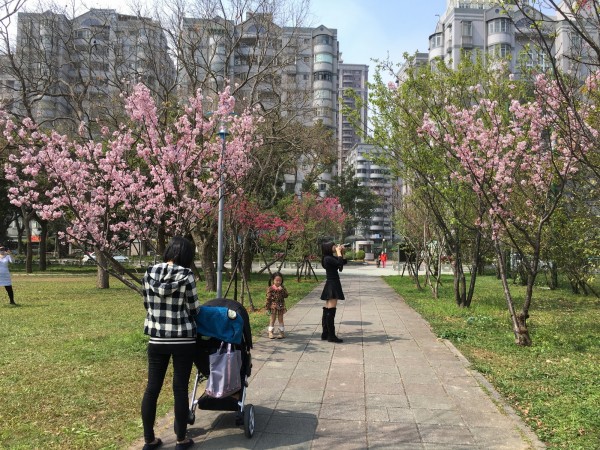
left=140, top=236, right=200, bottom=450
left=376, top=254, right=381, bottom=268
left=320, top=241, right=347, bottom=343
left=265, top=272, right=289, bottom=339
left=381, top=252, right=387, bottom=268
left=0, top=246, right=15, bottom=305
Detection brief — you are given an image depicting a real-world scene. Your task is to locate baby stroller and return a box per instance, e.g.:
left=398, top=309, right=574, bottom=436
left=188, top=298, right=255, bottom=438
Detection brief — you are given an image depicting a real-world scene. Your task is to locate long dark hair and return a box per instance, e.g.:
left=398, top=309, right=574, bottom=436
left=321, top=241, right=335, bottom=267
left=163, top=236, right=195, bottom=269
left=268, top=271, right=284, bottom=286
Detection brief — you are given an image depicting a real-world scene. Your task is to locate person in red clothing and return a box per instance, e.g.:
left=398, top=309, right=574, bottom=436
left=381, top=252, right=387, bottom=268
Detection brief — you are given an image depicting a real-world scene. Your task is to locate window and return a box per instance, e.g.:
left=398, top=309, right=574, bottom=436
left=570, top=32, right=582, bottom=50
left=303, top=56, right=310, bottom=63
left=314, top=89, right=332, bottom=99
left=525, top=47, right=550, bottom=71
left=488, top=43, right=511, bottom=58
left=429, top=33, right=443, bottom=49
left=314, top=53, right=333, bottom=64
left=314, top=35, right=331, bottom=45
left=488, top=18, right=511, bottom=34
left=462, top=21, right=472, bottom=37
left=315, top=107, right=332, bottom=117
left=313, top=71, right=332, bottom=81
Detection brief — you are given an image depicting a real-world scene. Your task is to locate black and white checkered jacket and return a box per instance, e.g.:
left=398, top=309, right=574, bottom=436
left=143, top=262, right=200, bottom=344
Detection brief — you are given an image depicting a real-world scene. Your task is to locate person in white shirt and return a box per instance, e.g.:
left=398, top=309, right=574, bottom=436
left=0, top=246, right=15, bottom=305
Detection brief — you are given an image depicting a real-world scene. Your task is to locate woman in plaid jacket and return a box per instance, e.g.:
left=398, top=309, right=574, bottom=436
left=140, top=236, right=200, bottom=450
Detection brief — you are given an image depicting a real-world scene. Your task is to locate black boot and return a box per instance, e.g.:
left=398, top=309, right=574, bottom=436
left=321, top=307, right=328, bottom=340
left=326, top=307, right=343, bottom=343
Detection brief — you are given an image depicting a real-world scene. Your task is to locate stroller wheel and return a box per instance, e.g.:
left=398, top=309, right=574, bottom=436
left=188, top=410, right=195, bottom=425
left=244, top=404, right=255, bottom=438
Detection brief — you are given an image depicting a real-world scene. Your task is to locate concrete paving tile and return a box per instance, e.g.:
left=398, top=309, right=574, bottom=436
left=386, top=407, right=417, bottom=423
left=319, top=402, right=366, bottom=421
left=407, top=395, right=455, bottom=410
left=367, top=421, right=421, bottom=443
left=331, top=355, right=363, bottom=364
left=246, top=388, right=283, bottom=403
left=274, top=400, right=321, bottom=417
left=252, top=372, right=290, bottom=390
left=470, top=425, right=529, bottom=445
left=325, top=377, right=365, bottom=392
left=404, top=383, right=447, bottom=397
left=364, top=362, right=402, bottom=374
left=280, top=387, right=324, bottom=403
left=459, top=410, right=515, bottom=428
left=323, top=390, right=366, bottom=405
left=264, top=414, right=318, bottom=435
left=299, top=351, right=334, bottom=362
left=366, top=371, right=402, bottom=384
left=197, top=431, right=258, bottom=449
left=287, top=376, right=327, bottom=390
left=311, top=435, right=368, bottom=450
left=369, top=442, right=425, bottom=450
left=365, top=380, right=404, bottom=395
left=366, top=407, right=390, bottom=422
left=314, top=418, right=367, bottom=437
left=417, top=424, right=476, bottom=445
left=423, top=445, right=478, bottom=450
left=293, top=361, right=331, bottom=373
left=262, top=359, right=297, bottom=369
left=411, top=408, right=465, bottom=426
left=366, top=393, right=409, bottom=408
left=453, top=397, right=502, bottom=415
left=253, top=432, right=314, bottom=449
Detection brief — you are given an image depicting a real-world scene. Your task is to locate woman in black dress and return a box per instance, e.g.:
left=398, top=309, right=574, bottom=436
left=320, top=241, right=347, bottom=343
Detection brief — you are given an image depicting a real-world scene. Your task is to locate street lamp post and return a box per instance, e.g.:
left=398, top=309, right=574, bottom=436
left=216, top=122, right=228, bottom=298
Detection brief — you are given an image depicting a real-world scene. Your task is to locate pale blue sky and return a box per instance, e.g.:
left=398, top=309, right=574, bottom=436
left=310, top=0, right=447, bottom=70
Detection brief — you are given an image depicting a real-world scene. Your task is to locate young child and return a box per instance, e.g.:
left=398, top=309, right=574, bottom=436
left=265, top=272, right=288, bottom=339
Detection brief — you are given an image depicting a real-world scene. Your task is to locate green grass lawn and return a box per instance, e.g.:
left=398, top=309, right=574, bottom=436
left=384, top=274, right=600, bottom=450
left=0, top=269, right=318, bottom=449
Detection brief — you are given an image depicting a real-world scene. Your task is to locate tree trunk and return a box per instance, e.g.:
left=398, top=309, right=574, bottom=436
left=241, top=233, right=253, bottom=282
left=15, top=212, right=24, bottom=254
left=465, top=229, right=483, bottom=307
left=22, top=207, right=33, bottom=274
left=194, top=230, right=217, bottom=293
left=495, top=241, right=531, bottom=346
left=95, top=250, right=109, bottom=289
left=38, top=219, right=48, bottom=271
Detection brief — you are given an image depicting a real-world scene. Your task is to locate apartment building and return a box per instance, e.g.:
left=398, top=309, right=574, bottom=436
left=345, top=143, right=397, bottom=256
left=427, top=0, right=597, bottom=78
left=180, top=14, right=341, bottom=196
left=337, top=63, right=368, bottom=175
left=4, top=9, right=174, bottom=131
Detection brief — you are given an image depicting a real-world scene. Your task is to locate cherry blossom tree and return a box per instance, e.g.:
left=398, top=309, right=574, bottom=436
left=420, top=72, right=596, bottom=345
left=3, top=83, right=262, bottom=291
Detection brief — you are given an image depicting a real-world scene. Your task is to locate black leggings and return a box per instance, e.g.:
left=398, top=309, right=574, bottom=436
left=141, top=344, right=194, bottom=442
left=4, top=285, right=13, bottom=303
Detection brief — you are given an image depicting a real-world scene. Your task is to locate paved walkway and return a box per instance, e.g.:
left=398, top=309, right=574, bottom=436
left=130, top=274, right=545, bottom=450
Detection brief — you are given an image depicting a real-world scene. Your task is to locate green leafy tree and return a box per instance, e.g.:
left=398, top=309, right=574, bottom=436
left=326, top=165, right=381, bottom=240
left=356, top=54, right=506, bottom=307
